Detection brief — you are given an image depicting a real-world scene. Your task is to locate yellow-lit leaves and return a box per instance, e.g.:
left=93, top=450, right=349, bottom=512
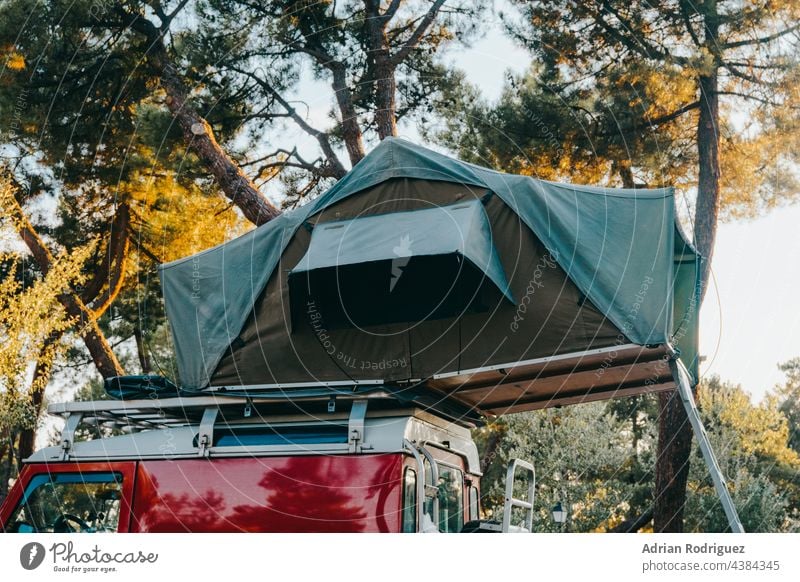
left=121, top=170, right=250, bottom=264
left=0, top=177, right=98, bottom=420
left=698, top=381, right=800, bottom=468
left=2, top=45, right=24, bottom=71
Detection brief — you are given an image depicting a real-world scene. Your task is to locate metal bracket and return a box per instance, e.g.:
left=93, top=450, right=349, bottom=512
left=347, top=400, right=368, bottom=453
left=670, top=355, right=745, bottom=533
left=60, top=413, right=83, bottom=461
left=197, top=407, right=218, bottom=458
left=502, top=458, right=535, bottom=533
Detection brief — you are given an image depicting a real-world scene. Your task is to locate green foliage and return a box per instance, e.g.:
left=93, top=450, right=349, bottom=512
left=433, top=62, right=698, bottom=189
left=478, top=377, right=800, bottom=532
left=187, top=0, right=487, bottom=198
left=0, top=3, right=797, bottom=535
left=0, top=1, right=253, bottom=387
left=685, top=377, right=800, bottom=532
left=477, top=401, right=656, bottom=532
left=0, top=0, right=484, bottom=388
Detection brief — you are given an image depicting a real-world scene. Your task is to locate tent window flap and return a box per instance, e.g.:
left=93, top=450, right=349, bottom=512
left=289, top=200, right=513, bottom=328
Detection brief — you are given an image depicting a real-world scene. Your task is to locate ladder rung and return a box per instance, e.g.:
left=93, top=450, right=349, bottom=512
left=508, top=499, right=533, bottom=510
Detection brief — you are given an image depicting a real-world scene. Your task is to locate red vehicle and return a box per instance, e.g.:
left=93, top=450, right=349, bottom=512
left=0, top=395, right=534, bottom=533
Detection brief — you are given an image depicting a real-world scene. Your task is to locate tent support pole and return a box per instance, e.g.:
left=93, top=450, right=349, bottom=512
left=668, top=353, right=744, bottom=533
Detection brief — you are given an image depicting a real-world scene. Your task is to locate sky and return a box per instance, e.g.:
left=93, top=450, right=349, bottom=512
left=699, top=205, right=800, bottom=399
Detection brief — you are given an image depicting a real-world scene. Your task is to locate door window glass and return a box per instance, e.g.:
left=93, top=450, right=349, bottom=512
left=7, top=472, right=123, bottom=533
left=420, top=456, right=465, bottom=533
left=469, top=485, right=479, bottom=521
left=401, top=467, right=417, bottom=533
left=437, top=465, right=463, bottom=533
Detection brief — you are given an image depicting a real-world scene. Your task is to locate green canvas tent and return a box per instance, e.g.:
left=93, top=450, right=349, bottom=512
left=159, top=138, right=700, bottom=418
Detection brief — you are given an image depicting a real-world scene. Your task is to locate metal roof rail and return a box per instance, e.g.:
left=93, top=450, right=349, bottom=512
left=47, top=383, right=483, bottom=431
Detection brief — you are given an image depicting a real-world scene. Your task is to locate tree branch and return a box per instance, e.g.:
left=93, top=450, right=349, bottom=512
left=597, top=101, right=700, bottom=137
left=390, top=0, right=447, bottom=66
left=117, top=8, right=280, bottom=226
left=717, top=91, right=787, bottom=108
left=721, top=62, right=786, bottom=87
left=381, top=0, right=402, bottom=23
left=79, top=202, right=130, bottom=317
left=254, top=147, right=330, bottom=179
left=591, top=3, right=689, bottom=65
left=165, top=0, right=191, bottom=26
left=679, top=2, right=702, bottom=48
left=331, top=63, right=367, bottom=163
left=229, top=66, right=347, bottom=178
left=723, top=23, right=800, bottom=49
left=281, top=33, right=366, bottom=163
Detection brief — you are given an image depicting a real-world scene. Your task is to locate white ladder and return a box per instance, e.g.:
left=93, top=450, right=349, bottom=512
left=671, top=357, right=744, bottom=533
left=502, top=459, right=536, bottom=532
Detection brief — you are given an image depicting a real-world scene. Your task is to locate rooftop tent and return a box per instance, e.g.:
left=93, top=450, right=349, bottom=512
left=158, top=138, right=701, bottom=416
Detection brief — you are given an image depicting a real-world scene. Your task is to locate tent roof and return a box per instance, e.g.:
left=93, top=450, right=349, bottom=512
left=159, top=138, right=700, bottom=406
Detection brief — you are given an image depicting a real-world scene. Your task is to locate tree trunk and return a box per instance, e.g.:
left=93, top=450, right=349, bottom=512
left=615, top=160, right=636, bottom=189
left=79, top=203, right=130, bottom=315
left=365, top=1, right=398, bottom=140
left=125, top=16, right=280, bottom=226
left=653, top=3, right=721, bottom=533
left=17, top=337, right=59, bottom=464
left=480, top=431, right=501, bottom=474
left=693, top=68, right=721, bottom=295
left=0, top=438, right=15, bottom=504
left=653, top=390, right=694, bottom=531
left=479, top=422, right=507, bottom=474
left=134, top=325, right=151, bottom=374
left=331, top=64, right=367, bottom=165
left=374, top=56, right=397, bottom=138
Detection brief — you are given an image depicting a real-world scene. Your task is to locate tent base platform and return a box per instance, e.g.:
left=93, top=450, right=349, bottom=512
left=201, top=343, right=676, bottom=420
left=424, top=343, right=674, bottom=415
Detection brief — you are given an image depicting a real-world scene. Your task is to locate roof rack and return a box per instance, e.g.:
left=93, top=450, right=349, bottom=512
left=49, top=395, right=252, bottom=431
left=48, top=394, right=380, bottom=461
left=46, top=391, right=407, bottom=433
